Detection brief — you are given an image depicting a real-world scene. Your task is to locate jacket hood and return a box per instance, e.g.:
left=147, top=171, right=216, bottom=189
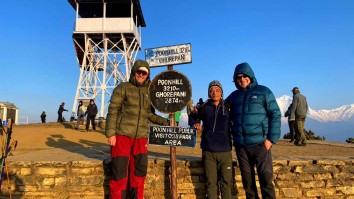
left=129, top=59, right=151, bottom=87
left=233, top=62, right=258, bottom=90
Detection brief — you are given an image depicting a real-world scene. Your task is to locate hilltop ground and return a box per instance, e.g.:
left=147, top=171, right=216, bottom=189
left=5, top=122, right=354, bottom=162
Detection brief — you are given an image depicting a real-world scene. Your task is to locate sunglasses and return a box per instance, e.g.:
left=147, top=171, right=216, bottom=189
left=136, top=70, right=148, bottom=76
left=236, top=75, right=249, bottom=80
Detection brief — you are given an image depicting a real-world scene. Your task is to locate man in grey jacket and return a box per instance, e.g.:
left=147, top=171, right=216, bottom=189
left=290, top=87, right=308, bottom=146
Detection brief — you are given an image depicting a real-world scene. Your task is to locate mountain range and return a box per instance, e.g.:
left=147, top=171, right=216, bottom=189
left=179, top=95, right=354, bottom=142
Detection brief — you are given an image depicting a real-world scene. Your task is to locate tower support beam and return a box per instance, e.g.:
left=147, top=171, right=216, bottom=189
left=71, top=33, right=140, bottom=118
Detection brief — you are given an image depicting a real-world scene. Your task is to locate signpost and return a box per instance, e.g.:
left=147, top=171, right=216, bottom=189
left=147, top=44, right=192, bottom=199
left=149, top=70, right=192, bottom=113
left=149, top=126, right=196, bottom=147
left=145, top=43, right=192, bottom=68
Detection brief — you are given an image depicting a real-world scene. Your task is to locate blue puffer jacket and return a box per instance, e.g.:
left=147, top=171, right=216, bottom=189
left=225, top=63, right=281, bottom=147
left=189, top=100, right=232, bottom=152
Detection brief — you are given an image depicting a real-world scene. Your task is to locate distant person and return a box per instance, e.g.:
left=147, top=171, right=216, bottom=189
left=226, top=62, right=281, bottom=199
left=105, top=60, right=168, bottom=199
left=191, top=98, right=205, bottom=128
left=57, top=102, right=68, bottom=122
left=85, top=99, right=98, bottom=132
left=290, top=87, right=308, bottom=146
left=40, top=111, right=46, bottom=123
left=75, top=100, right=86, bottom=130
left=196, top=98, right=204, bottom=108
left=284, top=104, right=295, bottom=142
left=189, top=80, right=233, bottom=199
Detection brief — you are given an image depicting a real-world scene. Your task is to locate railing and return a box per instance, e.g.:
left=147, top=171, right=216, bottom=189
left=74, top=17, right=141, bottom=46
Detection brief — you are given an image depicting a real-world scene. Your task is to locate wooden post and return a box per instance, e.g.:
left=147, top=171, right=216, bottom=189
left=168, top=65, right=178, bottom=199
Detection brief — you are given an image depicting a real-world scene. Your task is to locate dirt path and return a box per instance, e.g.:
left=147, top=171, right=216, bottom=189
left=6, top=123, right=354, bottom=162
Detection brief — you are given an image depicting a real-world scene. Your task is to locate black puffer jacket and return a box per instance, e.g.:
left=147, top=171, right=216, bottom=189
left=86, top=103, right=98, bottom=116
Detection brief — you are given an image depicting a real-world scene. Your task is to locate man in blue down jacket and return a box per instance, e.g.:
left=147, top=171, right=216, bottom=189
left=226, top=62, right=281, bottom=199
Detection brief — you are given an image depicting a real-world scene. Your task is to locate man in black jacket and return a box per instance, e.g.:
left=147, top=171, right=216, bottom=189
left=284, top=104, right=295, bottom=142
left=85, top=99, right=98, bottom=132
left=57, top=102, right=68, bottom=122
left=189, top=80, right=232, bottom=199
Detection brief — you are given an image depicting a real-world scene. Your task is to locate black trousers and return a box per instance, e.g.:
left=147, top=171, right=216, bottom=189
left=236, top=143, right=276, bottom=199
left=57, top=112, right=63, bottom=122
left=86, top=115, right=96, bottom=130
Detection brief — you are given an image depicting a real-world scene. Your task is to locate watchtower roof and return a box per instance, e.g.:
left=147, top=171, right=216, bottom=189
left=68, top=0, right=146, bottom=27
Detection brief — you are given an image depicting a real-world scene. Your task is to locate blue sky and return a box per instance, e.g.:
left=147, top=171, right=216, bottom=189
left=1, top=0, right=354, bottom=123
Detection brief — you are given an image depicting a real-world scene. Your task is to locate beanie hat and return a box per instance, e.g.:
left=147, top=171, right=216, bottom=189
left=208, top=80, right=223, bottom=95
left=208, top=80, right=226, bottom=115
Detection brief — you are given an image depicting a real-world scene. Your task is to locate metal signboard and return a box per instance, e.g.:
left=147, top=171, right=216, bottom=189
left=145, top=43, right=192, bottom=68
left=149, top=126, right=197, bottom=147
left=149, top=70, right=192, bottom=113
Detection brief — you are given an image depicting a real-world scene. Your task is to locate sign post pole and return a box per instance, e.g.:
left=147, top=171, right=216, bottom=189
left=147, top=44, right=193, bottom=199
left=167, top=65, right=178, bottom=199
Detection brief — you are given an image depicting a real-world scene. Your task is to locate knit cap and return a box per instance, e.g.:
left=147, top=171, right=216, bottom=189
left=208, top=80, right=226, bottom=115
left=208, top=80, right=223, bottom=95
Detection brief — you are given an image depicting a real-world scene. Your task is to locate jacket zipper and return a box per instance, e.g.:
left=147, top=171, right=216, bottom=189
left=132, top=86, right=141, bottom=154
left=212, top=105, right=221, bottom=132
left=136, top=86, right=141, bottom=139
left=242, top=91, right=246, bottom=145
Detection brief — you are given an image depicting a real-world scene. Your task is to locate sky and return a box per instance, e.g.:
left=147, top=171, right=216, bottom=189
left=1, top=0, right=354, bottom=124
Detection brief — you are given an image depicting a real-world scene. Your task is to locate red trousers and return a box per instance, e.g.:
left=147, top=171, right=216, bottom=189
left=110, top=135, right=148, bottom=199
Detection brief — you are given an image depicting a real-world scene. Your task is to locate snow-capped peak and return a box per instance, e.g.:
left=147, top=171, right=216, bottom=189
left=277, top=95, right=354, bottom=123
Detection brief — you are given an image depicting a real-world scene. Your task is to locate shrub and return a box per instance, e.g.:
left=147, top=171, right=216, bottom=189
left=283, top=129, right=325, bottom=141
left=346, top=138, right=354, bottom=144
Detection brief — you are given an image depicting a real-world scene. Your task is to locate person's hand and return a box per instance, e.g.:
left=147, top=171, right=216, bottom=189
left=193, top=123, right=202, bottom=131
left=192, top=105, right=199, bottom=114
left=108, top=136, right=116, bottom=146
left=264, top=139, right=273, bottom=150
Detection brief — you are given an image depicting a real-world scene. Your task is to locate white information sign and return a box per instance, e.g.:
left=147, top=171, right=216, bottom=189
left=145, top=43, right=192, bottom=68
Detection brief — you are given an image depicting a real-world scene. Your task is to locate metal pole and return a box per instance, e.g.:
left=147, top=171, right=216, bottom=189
left=168, top=65, right=177, bottom=199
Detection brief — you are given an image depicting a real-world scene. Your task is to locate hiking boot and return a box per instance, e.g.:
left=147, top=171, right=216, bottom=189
left=295, top=142, right=306, bottom=146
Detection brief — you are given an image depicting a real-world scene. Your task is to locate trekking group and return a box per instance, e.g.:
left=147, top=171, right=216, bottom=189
left=104, top=60, right=309, bottom=199
left=52, top=59, right=307, bottom=199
